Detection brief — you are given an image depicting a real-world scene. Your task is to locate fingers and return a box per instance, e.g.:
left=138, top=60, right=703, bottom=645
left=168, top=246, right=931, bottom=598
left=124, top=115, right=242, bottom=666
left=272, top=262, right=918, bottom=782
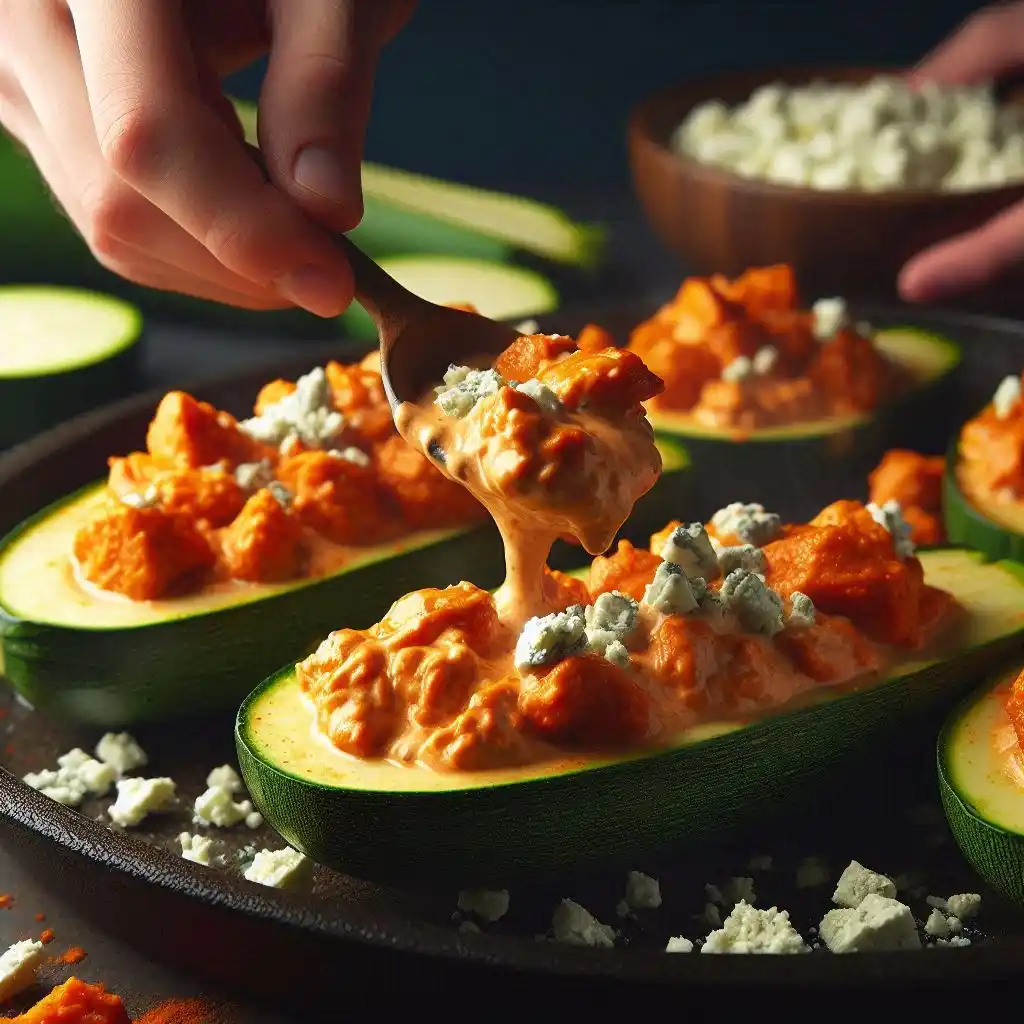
left=67, top=0, right=354, bottom=316
left=898, top=199, right=1024, bottom=302
left=259, top=0, right=380, bottom=229
left=11, top=0, right=290, bottom=308
left=910, top=3, right=1024, bottom=86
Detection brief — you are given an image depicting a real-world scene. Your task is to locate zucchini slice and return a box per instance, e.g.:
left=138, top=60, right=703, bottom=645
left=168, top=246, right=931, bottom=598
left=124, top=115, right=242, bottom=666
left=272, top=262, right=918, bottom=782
left=938, top=667, right=1024, bottom=908
left=234, top=99, right=604, bottom=269
left=0, top=287, right=141, bottom=448
left=0, top=440, right=689, bottom=726
left=944, top=438, right=1024, bottom=563
left=339, top=256, right=559, bottom=344
left=647, top=327, right=961, bottom=515
left=236, top=548, right=1024, bottom=885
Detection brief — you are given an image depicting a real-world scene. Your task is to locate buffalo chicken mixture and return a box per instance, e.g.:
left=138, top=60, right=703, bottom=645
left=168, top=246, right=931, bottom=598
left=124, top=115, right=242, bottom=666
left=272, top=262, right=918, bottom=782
left=957, top=369, right=1024, bottom=514
left=70, top=351, right=488, bottom=601
left=627, top=264, right=909, bottom=431
left=298, top=331, right=954, bottom=773
left=868, top=448, right=946, bottom=547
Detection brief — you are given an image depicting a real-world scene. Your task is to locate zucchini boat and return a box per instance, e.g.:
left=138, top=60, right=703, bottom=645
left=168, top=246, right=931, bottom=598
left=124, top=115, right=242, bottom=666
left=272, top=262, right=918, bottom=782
left=339, top=256, right=560, bottom=344
left=938, top=666, right=1024, bottom=908
left=0, top=438, right=689, bottom=727
left=0, top=287, right=141, bottom=449
left=236, top=548, right=1024, bottom=885
left=648, top=326, right=961, bottom=515
left=943, top=372, right=1024, bottom=563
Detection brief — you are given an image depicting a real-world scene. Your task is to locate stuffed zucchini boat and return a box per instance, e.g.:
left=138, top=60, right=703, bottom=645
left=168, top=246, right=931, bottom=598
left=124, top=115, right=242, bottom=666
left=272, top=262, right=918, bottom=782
left=628, top=264, right=960, bottom=512
left=237, top=337, right=1022, bottom=884
left=0, top=333, right=689, bottom=727
left=944, top=369, right=1024, bottom=563
left=939, top=665, right=1024, bottom=908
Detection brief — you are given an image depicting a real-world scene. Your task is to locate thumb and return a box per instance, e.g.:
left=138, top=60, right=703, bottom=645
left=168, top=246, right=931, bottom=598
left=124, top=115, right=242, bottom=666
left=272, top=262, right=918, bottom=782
left=898, top=198, right=1024, bottom=303
left=259, top=0, right=413, bottom=231
left=910, top=3, right=1024, bottom=86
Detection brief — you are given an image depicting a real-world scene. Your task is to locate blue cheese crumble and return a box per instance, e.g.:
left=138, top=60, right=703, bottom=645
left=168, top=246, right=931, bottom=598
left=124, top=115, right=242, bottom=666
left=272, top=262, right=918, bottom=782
left=665, top=935, right=695, bottom=953
left=711, top=503, right=782, bottom=546
left=701, top=901, right=809, bottom=954
left=239, top=367, right=344, bottom=450
left=551, top=899, right=616, bottom=948
left=234, top=459, right=275, bottom=492
left=717, top=543, right=767, bottom=576
left=514, top=378, right=562, bottom=416
left=108, top=777, right=176, bottom=828
left=812, top=297, right=848, bottom=340
left=267, top=481, right=294, bottom=509
left=992, top=373, right=1022, bottom=419
left=244, top=846, right=313, bottom=890
left=23, top=748, right=118, bottom=807
left=787, top=592, right=816, bottom=629
left=0, top=939, right=45, bottom=1003
left=720, top=569, right=785, bottom=636
left=866, top=499, right=915, bottom=559
left=660, top=522, right=721, bottom=580
left=95, top=732, right=148, bottom=774
left=623, top=870, right=662, bottom=910
left=832, top=860, right=897, bottom=908
left=328, top=446, right=371, bottom=467
left=752, top=345, right=779, bottom=375
left=435, top=365, right=507, bottom=418
left=642, top=561, right=699, bottom=616
left=819, top=893, right=921, bottom=952
left=514, top=605, right=588, bottom=669
left=179, top=832, right=214, bottom=866
left=585, top=590, right=639, bottom=661
left=721, top=355, right=754, bottom=383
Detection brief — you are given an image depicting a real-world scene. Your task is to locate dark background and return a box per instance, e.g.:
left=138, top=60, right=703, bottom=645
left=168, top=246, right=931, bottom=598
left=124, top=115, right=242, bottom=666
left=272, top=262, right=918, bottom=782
left=229, top=0, right=988, bottom=193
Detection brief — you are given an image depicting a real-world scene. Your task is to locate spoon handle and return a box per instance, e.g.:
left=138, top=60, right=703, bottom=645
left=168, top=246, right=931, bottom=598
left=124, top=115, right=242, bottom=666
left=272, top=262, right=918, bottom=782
left=330, top=233, right=416, bottom=336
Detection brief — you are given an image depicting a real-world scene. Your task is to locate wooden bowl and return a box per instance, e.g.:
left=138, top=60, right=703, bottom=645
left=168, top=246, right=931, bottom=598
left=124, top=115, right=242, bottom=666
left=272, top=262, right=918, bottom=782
left=627, top=66, right=1024, bottom=302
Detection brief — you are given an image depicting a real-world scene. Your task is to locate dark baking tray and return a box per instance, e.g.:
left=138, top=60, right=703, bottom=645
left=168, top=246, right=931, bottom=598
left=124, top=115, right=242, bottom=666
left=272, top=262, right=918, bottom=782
left=2, top=301, right=1023, bottom=1013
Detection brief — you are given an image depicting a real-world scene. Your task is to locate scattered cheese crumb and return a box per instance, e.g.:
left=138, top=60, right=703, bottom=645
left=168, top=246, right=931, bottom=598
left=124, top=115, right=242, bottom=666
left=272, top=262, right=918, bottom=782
left=660, top=522, right=721, bottom=580
left=642, top=561, right=699, bottom=616
left=551, top=899, right=615, bottom=948
left=435, top=366, right=507, bottom=418
left=928, top=892, right=981, bottom=920
left=108, top=777, right=176, bottom=827
left=812, top=297, right=849, bottom=339
left=244, top=847, right=313, bottom=890
left=665, top=936, right=695, bottom=953
left=935, top=935, right=972, bottom=948
left=193, top=785, right=256, bottom=828
left=0, top=938, right=45, bottom=1002
left=623, top=870, right=662, bottom=911
left=924, top=908, right=951, bottom=939
left=866, top=499, right=915, bottom=559
left=95, top=732, right=148, bottom=774
left=205, top=764, right=242, bottom=792
left=515, top=605, right=588, bottom=669
left=819, top=894, right=921, bottom=952
left=992, top=373, right=1022, bottom=419
left=832, top=860, right=897, bottom=908
left=179, top=832, right=214, bottom=866
left=245, top=811, right=264, bottom=829
left=514, top=378, right=562, bottom=416
left=239, top=367, right=344, bottom=449
left=457, top=889, right=510, bottom=923
left=702, top=901, right=809, bottom=954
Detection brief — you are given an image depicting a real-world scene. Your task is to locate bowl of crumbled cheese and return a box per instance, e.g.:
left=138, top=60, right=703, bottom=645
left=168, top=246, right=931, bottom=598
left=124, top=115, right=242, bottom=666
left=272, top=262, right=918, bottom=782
left=628, top=67, right=1024, bottom=299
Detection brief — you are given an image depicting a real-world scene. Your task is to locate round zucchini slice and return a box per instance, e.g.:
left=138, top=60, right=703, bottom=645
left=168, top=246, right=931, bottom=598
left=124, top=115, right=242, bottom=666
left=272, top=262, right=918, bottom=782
left=944, top=438, right=1024, bottom=563
left=0, top=286, right=141, bottom=448
left=0, top=440, right=689, bottom=726
left=647, top=327, right=961, bottom=516
left=236, top=548, right=1024, bottom=885
left=938, top=667, right=1024, bottom=908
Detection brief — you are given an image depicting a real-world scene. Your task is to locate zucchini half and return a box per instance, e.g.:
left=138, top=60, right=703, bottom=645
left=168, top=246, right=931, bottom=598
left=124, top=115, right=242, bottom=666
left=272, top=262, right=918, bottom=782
left=647, top=327, right=961, bottom=516
left=236, top=548, right=1024, bottom=885
left=0, top=287, right=141, bottom=449
left=0, top=440, right=689, bottom=727
left=938, top=667, right=1024, bottom=908
left=944, top=437, right=1024, bottom=563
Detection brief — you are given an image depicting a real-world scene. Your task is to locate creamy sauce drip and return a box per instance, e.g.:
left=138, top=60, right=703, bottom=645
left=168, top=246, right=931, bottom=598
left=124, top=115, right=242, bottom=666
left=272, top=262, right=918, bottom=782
left=396, top=390, right=660, bottom=632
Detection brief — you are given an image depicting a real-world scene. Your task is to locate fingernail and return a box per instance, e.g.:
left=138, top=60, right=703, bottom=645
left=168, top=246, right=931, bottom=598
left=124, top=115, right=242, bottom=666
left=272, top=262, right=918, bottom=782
left=293, top=145, right=351, bottom=206
left=275, top=264, right=347, bottom=318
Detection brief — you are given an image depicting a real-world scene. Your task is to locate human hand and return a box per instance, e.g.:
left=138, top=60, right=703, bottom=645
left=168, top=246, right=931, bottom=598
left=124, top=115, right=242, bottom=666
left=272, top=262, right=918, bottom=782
left=899, top=2, right=1024, bottom=303
left=0, top=0, right=416, bottom=317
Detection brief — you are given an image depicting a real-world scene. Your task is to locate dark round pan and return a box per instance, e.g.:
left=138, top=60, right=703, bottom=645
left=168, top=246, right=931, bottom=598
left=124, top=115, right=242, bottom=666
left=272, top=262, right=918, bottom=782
left=2, top=301, right=1023, bottom=1012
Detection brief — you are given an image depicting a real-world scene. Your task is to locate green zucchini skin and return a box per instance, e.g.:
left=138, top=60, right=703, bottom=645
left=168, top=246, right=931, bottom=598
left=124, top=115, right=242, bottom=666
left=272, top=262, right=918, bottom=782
left=943, top=438, right=1024, bottom=564
left=649, top=328, right=961, bottom=519
left=938, top=674, right=1024, bottom=908
left=236, top=551, right=1024, bottom=886
left=0, top=443, right=690, bottom=726
left=0, top=522, right=504, bottom=728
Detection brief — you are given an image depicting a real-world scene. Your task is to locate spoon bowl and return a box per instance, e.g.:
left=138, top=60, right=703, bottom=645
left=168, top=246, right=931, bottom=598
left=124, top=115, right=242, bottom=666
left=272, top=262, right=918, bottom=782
left=334, top=235, right=520, bottom=412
